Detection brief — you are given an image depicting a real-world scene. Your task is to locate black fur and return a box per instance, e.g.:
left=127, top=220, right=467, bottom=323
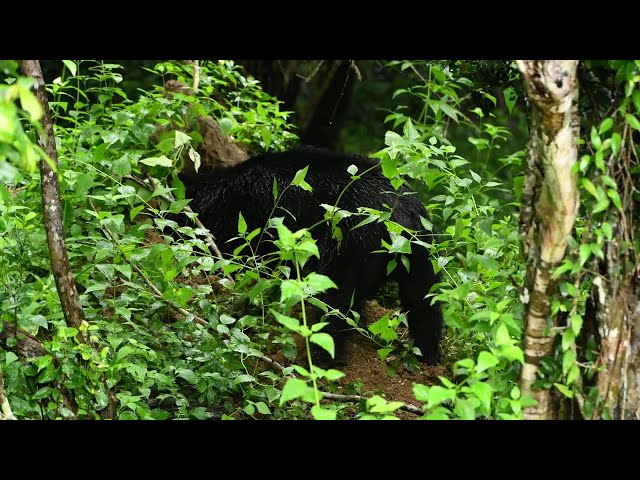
left=179, top=147, right=443, bottom=365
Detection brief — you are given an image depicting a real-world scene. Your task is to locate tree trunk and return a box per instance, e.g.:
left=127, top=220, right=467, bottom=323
left=517, top=60, right=580, bottom=420
left=18, top=60, right=117, bottom=419
left=18, top=60, right=87, bottom=335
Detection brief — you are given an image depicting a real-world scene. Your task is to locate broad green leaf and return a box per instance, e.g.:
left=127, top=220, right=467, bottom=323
left=590, top=127, right=602, bottom=150
left=310, top=333, right=335, bottom=358
left=305, top=273, right=337, bottom=294
left=311, top=405, right=337, bottom=420
left=413, top=383, right=430, bottom=403
left=323, top=369, right=345, bottom=381
left=469, top=170, right=481, bottom=183
left=625, top=113, right=640, bottom=131
left=62, top=60, right=77, bottom=76
left=579, top=244, right=591, bottom=266
left=271, top=310, right=300, bottom=333
left=177, top=369, right=198, bottom=385
left=292, top=166, right=312, bottom=192
left=219, top=117, right=234, bottom=137
left=377, top=347, right=394, bottom=362
left=607, top=189, right=622, bottom=210
left=280, top=280, right=305, bottom=303
left=425, top=385, right=455, bottom=409
left=611, top=132, right=622, bottom=156
left=238, top=212, right=247, bottom=234
left=602, top=222, right=613, bottom=240
left=19, top=88, right=43, bottom=121
left=347, top=164, right=358, bottom=175
left=598, top=117, right=613, bottom=135
left=581, top=178, right=597, bottom=198
left=470, top=381, right=493, bottom=413
left=279, top=378, right=309, bottom=405
left=554, top=383, right=574, bottom=398
left=476, top=351, right=499, bottom=372
left=140, top=155, right=172, bottom=167
left=174, top=130, right=191, bottom=148
left=503, top=87, right=517, bottom=115
left=233, top=374, right=255, bottom=385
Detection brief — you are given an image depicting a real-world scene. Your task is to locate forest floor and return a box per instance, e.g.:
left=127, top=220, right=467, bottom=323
left=328, top=301, right=447, bottom=419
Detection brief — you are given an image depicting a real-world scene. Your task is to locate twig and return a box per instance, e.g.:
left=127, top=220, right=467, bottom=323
left=301, top=60, right=325, bottom=84
left=350, top=61, right=362, bottom=82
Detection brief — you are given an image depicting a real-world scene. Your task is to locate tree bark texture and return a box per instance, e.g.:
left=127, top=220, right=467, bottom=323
left=18, top=60, right=87, bottom=334
left=517, top=60, right=580, bottom=420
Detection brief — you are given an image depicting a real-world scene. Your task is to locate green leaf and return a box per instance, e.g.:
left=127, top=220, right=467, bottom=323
left=140, top=155, right=172, bottom=167
left=599, top=117, right=614, bottom=135
left=237, top=212, right=247, bottom=234
left=62, top=60, right=77, bottom=76
left=470, top=381, right=493, bottom=413
left=280, top=280, right=305, bottom=303
left=579, top=244, right=591, bottom=266
left=590, top=127, right=602, bottom=150
left=279, top=378, right=309, bottom=405
left=503, top=87, right=517, bottom=115
left=476, top=351, right=499, bottom=372
left=625, top=113, right=640, bottom=131
left=311, top=405, right=337, bottom=420
left=177, top=369, right=198, bottom=385
left=611, top=132, right=622, bottom=156
left=607, top=188, right=622, bottom=210
left=174, top=130, right=191, bottom=148
left=581, top=178, right=598, bottom=198
left=562, top=349, right=576, bottom=374
left=388, top=235, right=411, bottom=254
left=271, top=310, right=301, bottom=333
left=5, top=351, right=18, bottom=366
left=255, top=402, right=271, bottom=415
left=454, top=398, right=476, bottom=420
left=602, top=222, right=613, bottom=240
left=310, top=333, right=335, bottom=358
left=19, top=87, right=43, bottom=121
left=323, top=369, right=345, bottom=381
left=377, top=347, right=394, bottom=362
left=569, top=313, right=584, bottom=336
left=292, top=166, right=312, bottom=192
left=233, top=374, right=256, bottom=385
left=554, top=383, right=574, bottom=398
left=305, top=273, right=337, bottom=294
left=347, top=164, right=358, bottom=175
left=219, top=117, right=234, bottom=137
left=426, top=386, right=455, bottom=409
left=272, top=177, right=278, bottom=200
left=634, top=90, right=640, bottom=113
left=413, top=383, right=430, bottom=403
left=32, top=386, right=53, bottom=400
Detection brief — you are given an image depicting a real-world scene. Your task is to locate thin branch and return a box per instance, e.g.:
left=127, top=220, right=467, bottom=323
left=300, top=60, right=325, bottom=84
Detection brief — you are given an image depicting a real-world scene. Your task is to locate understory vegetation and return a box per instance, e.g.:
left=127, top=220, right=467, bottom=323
left=1, top=59, right=637, bottom=420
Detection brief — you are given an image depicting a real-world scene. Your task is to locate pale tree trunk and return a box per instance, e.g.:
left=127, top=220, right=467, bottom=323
left=517, top=60, right=580, bottom=420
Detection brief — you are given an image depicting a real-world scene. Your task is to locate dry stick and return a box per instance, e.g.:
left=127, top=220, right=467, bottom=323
left=19, top=60, right=117, bottom=419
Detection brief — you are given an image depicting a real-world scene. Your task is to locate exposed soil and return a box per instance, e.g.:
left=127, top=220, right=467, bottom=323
left=330, top=302, right=448, bottom=419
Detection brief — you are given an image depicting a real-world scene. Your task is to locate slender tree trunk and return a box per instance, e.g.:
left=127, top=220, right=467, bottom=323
left=18, top=60, right=87, bottom=335
left=18, top=60, right=117, bottom=419
left=517, top=60, right=580, bottom=420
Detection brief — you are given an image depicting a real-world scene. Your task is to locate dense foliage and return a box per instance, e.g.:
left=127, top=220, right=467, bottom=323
left=0, top=59, right=637, bottom=420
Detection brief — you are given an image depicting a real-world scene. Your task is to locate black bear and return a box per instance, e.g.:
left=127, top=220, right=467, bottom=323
left=178, top=147, right=443, bottom=365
